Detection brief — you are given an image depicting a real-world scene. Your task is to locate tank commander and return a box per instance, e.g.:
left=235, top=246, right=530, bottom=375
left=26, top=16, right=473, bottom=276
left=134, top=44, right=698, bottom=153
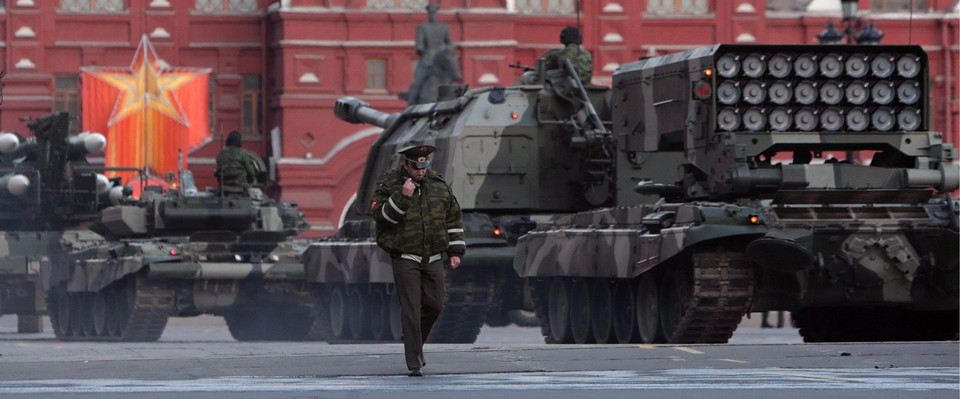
left=214, top=130, right=260, bottom=195
left=544, top=26, right=593, bottom=84
left=371, top=144, right=465, bottom=377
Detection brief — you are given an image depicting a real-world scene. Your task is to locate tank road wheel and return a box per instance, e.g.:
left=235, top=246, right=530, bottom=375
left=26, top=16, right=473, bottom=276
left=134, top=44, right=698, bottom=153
left=300, top=286, right=334, bottom=341
left=611, top=279, right=638, bottom=343
left=92, top=291, right=109, bottom=337
left=51, top=293, right=72, bottom=339
left=569, top=279, right=593, bottom=344
left=79, top=294, right=98, bottom=337
left=388, top=289, right=403, bottom=341
left=590, top=279, right=615, bottom=343
left=547, top=278, right=573, bottom=344
left=69, top=293, right=83, bottom=337
left=347, top=287, right=369, bottom=341
left=659, top=266, right=693, bottom=343
left=368, top=289, right=390, bottom=341
left=328, top=285, right=350, bottom=340
left=104, top=287, right=122, bottom=337
left=636, top=273, right=664, bottom=344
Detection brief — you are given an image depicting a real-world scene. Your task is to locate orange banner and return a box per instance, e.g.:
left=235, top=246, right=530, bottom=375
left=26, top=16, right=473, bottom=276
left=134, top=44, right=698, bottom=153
left=81, top=35, right=210, bottom=184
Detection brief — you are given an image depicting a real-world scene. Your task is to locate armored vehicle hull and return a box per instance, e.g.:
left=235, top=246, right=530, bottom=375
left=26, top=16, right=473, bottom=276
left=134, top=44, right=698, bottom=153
left=514, top=44, right=959, bottom=344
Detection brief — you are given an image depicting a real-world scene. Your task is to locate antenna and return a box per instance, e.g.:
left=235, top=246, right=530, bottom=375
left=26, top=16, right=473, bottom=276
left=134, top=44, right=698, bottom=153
left=577, top=0, right=581, bottom=32
left=908, top=0, right=914, bottom=44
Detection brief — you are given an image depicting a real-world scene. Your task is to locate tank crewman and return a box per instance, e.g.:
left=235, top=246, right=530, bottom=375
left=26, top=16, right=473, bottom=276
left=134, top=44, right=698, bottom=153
left=545, top=26, right=593, bottom=84
left=214, top=130, right=259, bottom=194
left=371, top=144, right=465, bottom=377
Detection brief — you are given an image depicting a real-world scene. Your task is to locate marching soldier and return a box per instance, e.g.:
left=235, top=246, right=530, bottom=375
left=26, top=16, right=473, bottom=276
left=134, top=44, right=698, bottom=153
left=371, top=144, right=465, bottom=376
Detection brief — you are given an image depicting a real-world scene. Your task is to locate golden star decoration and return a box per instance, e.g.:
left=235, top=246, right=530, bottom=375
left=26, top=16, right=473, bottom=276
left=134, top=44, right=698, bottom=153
left=86, top=38, right=206, bottom=127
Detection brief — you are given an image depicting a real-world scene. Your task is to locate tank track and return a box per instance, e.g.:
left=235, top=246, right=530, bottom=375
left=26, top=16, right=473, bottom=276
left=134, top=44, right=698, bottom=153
left=301, top=286, right=335, bottom=341
left=427, top=267, right=497, bottom=343
left=529, top=279, right=557, bottom=344
left=50, top=275, right=174, bottom=342
left=666, top=250, right=754, bottom=344
left=116, top=277, right=175, bottom=341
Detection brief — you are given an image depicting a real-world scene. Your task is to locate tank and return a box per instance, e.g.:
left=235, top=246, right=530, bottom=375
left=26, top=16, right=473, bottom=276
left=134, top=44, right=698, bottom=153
left=0, top=112, right=133, bottom=333
left=40, top=154, right=317, bottom=341
left=514, top=44, right=959, bottom=344
left=320, top=53, right=612, bottom=342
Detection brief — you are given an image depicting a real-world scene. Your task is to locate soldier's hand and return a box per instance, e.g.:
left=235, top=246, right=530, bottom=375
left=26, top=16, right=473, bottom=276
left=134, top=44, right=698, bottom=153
left=449, top=256, right=461, bottom=269
left=402, top=178, right=416, bottom=197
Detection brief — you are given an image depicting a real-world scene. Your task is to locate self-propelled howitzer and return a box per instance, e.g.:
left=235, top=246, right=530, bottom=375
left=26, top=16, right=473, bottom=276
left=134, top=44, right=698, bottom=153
left=514, top=44, right=959, bottom=344
left=319, top=55, right=615, bottom=342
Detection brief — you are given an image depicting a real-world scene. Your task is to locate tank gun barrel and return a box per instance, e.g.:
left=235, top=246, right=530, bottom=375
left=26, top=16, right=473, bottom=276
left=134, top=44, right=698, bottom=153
left=334, top=97, right=400, bottom=129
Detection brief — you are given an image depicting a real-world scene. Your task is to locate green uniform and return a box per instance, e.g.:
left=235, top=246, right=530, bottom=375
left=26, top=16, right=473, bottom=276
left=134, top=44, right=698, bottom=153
left=546, top=43, right=593, bottom=84
left=372, top=167, right=465, bottom=259
left=215, top=146, right=259, bottom=193
left=372, top=165, right=465, bottom=372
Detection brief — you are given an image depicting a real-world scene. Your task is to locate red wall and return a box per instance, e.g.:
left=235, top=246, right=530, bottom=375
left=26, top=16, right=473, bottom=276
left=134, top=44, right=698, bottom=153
left=0, top=1, right=956, bottom=236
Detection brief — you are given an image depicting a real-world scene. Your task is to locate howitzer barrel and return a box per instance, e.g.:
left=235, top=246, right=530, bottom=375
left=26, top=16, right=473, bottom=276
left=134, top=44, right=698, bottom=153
left=334, top=97, right=399, bottom=128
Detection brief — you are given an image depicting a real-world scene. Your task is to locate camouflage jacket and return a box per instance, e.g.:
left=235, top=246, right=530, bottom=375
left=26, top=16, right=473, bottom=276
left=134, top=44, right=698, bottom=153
left=547, top=44, right=593, bottom=84
left=372, top=167, right=465, bottom=260
left=215, top=146, right=259, bottom=191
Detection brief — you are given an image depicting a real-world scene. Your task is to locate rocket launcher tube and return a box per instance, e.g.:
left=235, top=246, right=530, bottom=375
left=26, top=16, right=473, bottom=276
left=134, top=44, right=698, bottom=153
left=0, top=132, right=20, bottom=154
left=68, top=132, right=107, bottom=157
left=0, top=173, right=30, bottom=196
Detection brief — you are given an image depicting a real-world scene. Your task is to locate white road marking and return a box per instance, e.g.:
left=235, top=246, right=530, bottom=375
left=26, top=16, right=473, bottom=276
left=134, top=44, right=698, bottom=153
left=673, top=347, right=704, bottom=354
left=0, top=368, right=955, bottom=394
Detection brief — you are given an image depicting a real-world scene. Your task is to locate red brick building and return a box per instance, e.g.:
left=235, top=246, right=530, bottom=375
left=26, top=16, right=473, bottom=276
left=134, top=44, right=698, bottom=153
left=0, top=0, right=956, bottom=236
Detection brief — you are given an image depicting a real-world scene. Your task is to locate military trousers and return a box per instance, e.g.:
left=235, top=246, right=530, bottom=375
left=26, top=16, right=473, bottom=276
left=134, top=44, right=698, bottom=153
left=391, top=256, right=445, bottom=371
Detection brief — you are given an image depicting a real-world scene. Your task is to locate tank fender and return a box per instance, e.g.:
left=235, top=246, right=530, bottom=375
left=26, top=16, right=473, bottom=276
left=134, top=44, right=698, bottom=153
left=302, top=241, right=393, bottom=284
left=637, top=224, right=765, bottom=276
left=745, top=229, right=814, bottom=272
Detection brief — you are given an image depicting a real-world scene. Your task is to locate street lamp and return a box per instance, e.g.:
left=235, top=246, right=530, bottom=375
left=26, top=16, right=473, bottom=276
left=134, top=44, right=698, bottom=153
left=817, top=22, right=844, bottom=45
left=816, top=0, right=884, bottom=45
left=855, top=23, right=884, bottom=45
